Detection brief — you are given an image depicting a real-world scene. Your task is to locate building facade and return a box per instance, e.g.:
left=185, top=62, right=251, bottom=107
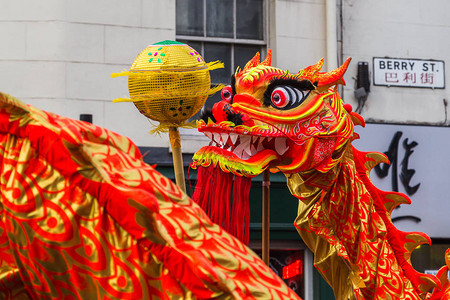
left=1, top=0, right=450, bottom=298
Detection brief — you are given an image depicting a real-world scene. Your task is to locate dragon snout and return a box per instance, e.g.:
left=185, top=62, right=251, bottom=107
left=205, top=101, right=254, bottom=127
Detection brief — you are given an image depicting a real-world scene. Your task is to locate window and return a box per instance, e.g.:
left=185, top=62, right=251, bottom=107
left=176, top=0, right=267, bottom=110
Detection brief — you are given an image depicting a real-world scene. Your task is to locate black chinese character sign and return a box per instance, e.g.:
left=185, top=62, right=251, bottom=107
left=353, top=123, right=450, bottom=237
left=374, top=131, right=421, bottom=196
left=373, top=131, right=422, bottom=224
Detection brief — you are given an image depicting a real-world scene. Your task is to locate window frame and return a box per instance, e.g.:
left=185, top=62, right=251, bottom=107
left=176, top=0, right=268, bottom=79
left=175, top=0, right=269, bottom=144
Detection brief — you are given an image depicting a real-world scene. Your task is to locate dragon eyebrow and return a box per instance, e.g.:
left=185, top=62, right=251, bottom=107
left=267, top=79, right=316, bottom=91
left=263, top=79, right=316, bottom=106
left=231, top=74, right=236, bottom=95
left=230, top=75, right=236, bottom=102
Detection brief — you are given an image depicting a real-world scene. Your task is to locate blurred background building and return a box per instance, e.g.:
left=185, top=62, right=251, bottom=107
left=1, top=0, right=450, bottom=298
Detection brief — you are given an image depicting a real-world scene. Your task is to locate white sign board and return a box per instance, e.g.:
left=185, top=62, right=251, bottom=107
left=353, top=123, right=450, bottom=238
left=424, top=270, right=439, bottom=276
left=373, top=57, right=445, bottom=88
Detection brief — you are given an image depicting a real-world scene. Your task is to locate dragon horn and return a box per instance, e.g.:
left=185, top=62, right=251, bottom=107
left=317, top=57, right=352, bottom=86
left=260, top=49, right=272, bottom=66
left=297, top=58, right=324, bottom=81
left=242, top=52, right=261, bottom=71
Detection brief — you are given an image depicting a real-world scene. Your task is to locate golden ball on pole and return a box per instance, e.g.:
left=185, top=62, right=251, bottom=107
left=112, top=40, right=223, bottom=192
left=112, top=40, right=223, bottom=131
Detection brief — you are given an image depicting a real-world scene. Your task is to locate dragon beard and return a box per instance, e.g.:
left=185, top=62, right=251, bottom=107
left=193, top=165, right=252, bottom=245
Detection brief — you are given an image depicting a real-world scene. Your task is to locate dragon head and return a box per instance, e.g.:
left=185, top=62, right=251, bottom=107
left=192, top=50, right=363, bottom=177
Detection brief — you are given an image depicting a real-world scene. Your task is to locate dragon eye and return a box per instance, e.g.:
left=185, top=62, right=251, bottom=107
left=221, top=86, right=233, bottom=102
left=271, top=88, right=289, bottom=108
left=270, top=86, right=306, bottom=109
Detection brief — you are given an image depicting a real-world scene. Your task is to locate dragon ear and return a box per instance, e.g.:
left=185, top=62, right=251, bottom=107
left=343, top=103, right=365, bottom=127
left=316, top=57, right=352, bottom=88
left=260, top=49, right=272, bottom=67
left=242, top=52, right=261, bottom=71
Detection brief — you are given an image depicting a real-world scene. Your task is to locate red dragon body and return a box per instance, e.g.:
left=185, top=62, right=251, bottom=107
left=0, top=92, right=300, bottom=299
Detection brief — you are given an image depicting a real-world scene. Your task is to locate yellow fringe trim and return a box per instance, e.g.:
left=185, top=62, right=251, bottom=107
left=206, top=60, right=225, bottom=71
left=149, top=120, right=198, bottom=135
left=112, top=84, right=224, bottom=103
left=110, top=61, right=224, bottom=78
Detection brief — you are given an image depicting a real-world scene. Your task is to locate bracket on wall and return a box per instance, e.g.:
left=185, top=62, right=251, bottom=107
left=354, top=61, right=370, bottom=114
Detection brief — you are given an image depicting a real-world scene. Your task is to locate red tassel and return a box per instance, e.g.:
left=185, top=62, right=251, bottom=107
left=215, top=171, right=233, bottom=230
left=192, top=165, right=214, bottom=214
left=193, top=166, right=252, bottom=245
left=230, top=175, right=251, bottom=244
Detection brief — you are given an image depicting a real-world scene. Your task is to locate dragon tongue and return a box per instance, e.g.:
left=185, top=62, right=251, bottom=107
left=256, top=141, right=264, bottom=152
left=249, top=144, right=258, bottom=156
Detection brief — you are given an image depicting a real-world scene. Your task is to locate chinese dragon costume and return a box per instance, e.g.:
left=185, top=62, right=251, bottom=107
left=191, top=50, right=450, bottom=299
left=0, top=92, right=300, bottom=299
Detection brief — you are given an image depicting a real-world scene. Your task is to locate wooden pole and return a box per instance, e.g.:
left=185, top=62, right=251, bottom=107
left=169, top=127, right=186, bottom=193
left=262, top=169, right=270, bottom=266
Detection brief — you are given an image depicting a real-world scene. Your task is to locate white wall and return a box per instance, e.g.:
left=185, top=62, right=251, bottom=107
left=0, top=0, right=175, bottom=147
left=2, top=0, right=450, bottom=147
left=0, top=0, right=331, bottom=150
left=342, top=0, right=450, bottom=124
left=271, top=0, right=327, bottom=72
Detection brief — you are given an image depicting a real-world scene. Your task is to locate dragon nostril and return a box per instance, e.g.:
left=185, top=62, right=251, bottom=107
left=209, top=101, right=253, bottom=126
left=227, top=111, right=244, bottom=126
left=221, top=102, right=245, bottom=126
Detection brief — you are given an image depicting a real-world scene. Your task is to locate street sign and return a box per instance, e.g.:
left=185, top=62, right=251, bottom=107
left=425, top=270, right=439, bottom=276
left=373, top=57, right=445, bottom=89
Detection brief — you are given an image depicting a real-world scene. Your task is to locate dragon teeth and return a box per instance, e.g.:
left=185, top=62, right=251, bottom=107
left=204, top=128, right=289, bottom=158
left=204, top=132, right=213, bottom=140
left=212, top=133, right=221, bottom=144
left=229, top=133, right=238, bottom=145
left=221, top=133, right=229, bottom=145
left=275, top=137, right=289, bottom=156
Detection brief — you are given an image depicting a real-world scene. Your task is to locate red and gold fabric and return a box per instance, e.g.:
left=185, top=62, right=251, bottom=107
left=426, top=249, right=450, bottom=299
left=0, top=92, right=300, bottom=299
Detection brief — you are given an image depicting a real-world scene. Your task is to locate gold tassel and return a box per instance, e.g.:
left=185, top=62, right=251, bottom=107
left=206, top=60, right=225, bottom=71
left=148, top=120, right=198, bottom=135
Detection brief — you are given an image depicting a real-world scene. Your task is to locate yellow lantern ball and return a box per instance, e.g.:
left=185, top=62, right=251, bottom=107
left=112, top=40, right=223, bottom=128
